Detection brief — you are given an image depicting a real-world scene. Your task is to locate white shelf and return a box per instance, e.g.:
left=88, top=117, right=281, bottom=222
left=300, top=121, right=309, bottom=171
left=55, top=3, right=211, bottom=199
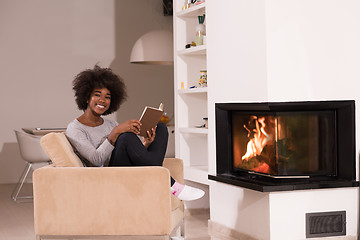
left=179, top=127, right=208, bottom=135
left=184, top=165, right=209, bottom=185
left=178, top=87, right=207, bottom=94
left=176, top=3, right=206, bottom=18
left=174, top=0, right=209, bottom=189
left=177, top=45, right=206, bottom=56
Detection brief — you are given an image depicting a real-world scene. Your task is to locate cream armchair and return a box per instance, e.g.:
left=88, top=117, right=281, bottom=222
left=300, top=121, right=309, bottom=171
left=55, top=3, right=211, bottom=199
left=33, top=132, right=184, bottom=240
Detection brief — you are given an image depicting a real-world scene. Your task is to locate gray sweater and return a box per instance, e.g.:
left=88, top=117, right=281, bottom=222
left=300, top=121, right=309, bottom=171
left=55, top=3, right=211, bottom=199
left=66, top=118, right=118, bottom=167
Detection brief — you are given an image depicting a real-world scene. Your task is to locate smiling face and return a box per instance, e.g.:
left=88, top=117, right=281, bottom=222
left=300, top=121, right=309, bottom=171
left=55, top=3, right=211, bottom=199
left=86, top=87, right=111, bottom=116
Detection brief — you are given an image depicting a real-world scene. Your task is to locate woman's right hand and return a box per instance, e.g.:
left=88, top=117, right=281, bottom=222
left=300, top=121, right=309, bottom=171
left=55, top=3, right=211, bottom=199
left=117, top=119, right=142, bottom=135
left=107, top=119, right=142, bottom=145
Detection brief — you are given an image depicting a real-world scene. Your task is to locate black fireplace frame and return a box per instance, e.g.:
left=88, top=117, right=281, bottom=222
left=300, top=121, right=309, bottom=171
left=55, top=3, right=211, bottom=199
left=208, top=100, right=359, bottom=192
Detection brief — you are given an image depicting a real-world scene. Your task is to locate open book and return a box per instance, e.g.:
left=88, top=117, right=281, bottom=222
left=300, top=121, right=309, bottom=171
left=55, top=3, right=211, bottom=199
left=138, top=103, right=164, bottom=137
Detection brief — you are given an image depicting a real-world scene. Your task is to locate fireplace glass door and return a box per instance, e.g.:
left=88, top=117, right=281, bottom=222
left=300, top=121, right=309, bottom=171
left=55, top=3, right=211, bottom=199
left=232, top=111, right=336, bottom=177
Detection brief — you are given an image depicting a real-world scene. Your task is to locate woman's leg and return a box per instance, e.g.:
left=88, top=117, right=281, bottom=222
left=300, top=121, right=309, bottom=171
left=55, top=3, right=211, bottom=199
left=109, top=122, right=174, bottom=185
left=109, top=122, right=168, bottom=167
left=108, top=122, right=204, bottom=200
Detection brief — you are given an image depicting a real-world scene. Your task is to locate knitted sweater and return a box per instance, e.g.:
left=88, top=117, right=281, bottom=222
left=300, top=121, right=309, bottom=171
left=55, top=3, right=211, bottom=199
left=66, top=118, right=118, bottom=167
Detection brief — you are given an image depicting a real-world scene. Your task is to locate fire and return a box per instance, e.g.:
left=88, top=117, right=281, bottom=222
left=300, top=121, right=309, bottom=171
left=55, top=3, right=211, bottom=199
left=242, top=116, right=271, bottom=161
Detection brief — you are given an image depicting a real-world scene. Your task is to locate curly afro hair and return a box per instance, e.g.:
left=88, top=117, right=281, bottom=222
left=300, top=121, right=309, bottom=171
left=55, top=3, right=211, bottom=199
left=72, top=65, right=127, bottom=115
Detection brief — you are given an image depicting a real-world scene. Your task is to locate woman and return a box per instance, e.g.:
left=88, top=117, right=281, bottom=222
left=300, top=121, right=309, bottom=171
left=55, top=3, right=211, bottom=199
left=66, top=65, right=204, bottom=201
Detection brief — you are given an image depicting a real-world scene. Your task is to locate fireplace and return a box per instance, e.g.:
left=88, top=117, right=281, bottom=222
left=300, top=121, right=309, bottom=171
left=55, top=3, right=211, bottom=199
left=208, top=100, right=359, bottom=192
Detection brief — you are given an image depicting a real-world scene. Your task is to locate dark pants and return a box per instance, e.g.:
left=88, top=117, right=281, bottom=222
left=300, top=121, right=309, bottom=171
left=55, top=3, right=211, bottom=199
left=108, top=122, right=175, bottom=185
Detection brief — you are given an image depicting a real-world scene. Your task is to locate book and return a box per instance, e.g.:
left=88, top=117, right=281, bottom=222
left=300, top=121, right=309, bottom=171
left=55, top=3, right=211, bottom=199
left=138, top=103, right=164, bottom=137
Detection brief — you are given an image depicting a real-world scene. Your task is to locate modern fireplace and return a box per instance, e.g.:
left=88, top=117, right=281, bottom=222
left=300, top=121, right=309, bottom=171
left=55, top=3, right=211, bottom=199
left=208, top=100, right=359, bottom=192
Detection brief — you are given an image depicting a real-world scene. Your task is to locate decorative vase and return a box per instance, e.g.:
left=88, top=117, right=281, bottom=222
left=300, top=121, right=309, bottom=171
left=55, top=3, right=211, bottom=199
left=195, top=14, right=206, bottom=46
left=199, top=70, right=207, bottom=87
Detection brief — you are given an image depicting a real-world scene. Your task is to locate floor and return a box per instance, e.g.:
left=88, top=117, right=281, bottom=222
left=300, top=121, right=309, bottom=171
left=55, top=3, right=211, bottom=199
left=0, top=184, right=213, bottom=240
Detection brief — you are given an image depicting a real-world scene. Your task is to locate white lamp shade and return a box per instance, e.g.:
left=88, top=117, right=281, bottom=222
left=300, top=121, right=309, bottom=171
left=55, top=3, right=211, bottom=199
left=130, top=30, right=173, bottom=65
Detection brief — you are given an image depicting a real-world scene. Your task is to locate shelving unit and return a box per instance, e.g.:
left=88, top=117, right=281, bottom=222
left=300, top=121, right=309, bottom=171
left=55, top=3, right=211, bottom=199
left=179, top=127, right=208, bottom=135
left=176, top=2, right=205, bottom=17
left=174, top=1, right=209, bottom=185
left=177, top=45, right=206, bottom=56
left=177, top=87, right=207, bottom=94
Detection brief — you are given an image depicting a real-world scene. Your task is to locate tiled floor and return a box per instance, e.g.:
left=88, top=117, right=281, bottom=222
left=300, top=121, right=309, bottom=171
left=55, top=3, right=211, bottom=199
left=184, top=210, right=211, bottom=240
left=0, top=183, right=212, bottom=240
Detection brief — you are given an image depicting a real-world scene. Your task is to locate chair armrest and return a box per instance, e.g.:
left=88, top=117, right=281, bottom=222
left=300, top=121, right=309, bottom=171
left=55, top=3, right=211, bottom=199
left=163, top=158, right=184, bottom=184
left=33, top=166, right=172, bottom=236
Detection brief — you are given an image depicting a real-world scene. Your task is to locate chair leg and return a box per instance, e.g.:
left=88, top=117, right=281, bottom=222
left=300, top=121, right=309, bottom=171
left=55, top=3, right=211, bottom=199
left=11, top=162, right=33, bottom=202
left=170, top=218, right=185, bottom=240
left=180, top=218, right=185, bottom=237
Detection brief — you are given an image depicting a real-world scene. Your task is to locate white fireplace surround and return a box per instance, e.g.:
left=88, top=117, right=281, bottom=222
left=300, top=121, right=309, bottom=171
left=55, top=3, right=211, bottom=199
left=206, top=0, right=360, bottom=239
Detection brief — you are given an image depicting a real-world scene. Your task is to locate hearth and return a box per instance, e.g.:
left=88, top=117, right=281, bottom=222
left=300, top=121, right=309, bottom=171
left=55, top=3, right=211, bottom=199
left=209, top=100, right=359, bottom=192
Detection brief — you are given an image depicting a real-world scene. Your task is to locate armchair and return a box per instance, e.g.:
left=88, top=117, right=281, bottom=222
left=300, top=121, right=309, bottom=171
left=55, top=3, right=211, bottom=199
left=33, top=132, right=184, bottom=240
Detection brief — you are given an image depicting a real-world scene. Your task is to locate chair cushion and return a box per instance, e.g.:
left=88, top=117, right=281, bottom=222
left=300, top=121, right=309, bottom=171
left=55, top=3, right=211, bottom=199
left=40, top=132, right=84, bottom=167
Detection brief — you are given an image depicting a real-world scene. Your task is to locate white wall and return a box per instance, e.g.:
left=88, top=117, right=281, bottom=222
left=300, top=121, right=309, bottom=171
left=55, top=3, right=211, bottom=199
left=207, top=0, right=268, bottom=175
left=265, top=1, right=360, bottom=238
left=269, top=188, right=358, bottom=239
left=111, top=1, right=174, bottom=123
left=211, top=182, right=271, bottom=240
left=0, top=0, right=173, bottom=183
left=207, top=1, right=269, bottom=238
left=266, top=0, right=360, bottom=104
left=207, top=0, right=360, bottom=239
left=265, top=0, right=360, bottom=163
left=0, top=0, right=115, bottom=183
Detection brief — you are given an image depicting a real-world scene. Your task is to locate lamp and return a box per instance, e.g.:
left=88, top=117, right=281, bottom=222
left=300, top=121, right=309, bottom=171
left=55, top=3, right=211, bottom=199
left=130, top=30, right=173, bottom=65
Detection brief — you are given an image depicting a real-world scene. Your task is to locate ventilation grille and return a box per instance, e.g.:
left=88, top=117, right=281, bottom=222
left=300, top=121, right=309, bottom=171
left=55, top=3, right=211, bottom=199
left=306, top=211, right=346, bottom=238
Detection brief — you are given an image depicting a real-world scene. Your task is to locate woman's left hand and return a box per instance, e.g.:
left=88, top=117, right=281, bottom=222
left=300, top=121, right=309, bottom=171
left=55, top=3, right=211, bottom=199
left=142, top=126, right=156, bottom=149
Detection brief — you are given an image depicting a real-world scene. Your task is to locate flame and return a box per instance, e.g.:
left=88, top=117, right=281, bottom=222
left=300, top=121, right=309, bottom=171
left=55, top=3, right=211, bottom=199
left=251, top=162, right=270, bottom=173
left=242, top=116, right=271, bottom=161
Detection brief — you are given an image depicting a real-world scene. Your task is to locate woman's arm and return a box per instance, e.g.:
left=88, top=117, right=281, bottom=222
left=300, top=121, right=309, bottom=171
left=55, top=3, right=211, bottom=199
left=66, top=124, right=114, bottom=167
left=108, top=120, right=156, bottom=149
left=107, top=119, right=142, bottom=145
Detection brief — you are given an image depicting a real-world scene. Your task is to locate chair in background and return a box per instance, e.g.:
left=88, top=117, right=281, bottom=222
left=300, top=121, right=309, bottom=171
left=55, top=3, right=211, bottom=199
left=12, top=130, right=51, bottom=202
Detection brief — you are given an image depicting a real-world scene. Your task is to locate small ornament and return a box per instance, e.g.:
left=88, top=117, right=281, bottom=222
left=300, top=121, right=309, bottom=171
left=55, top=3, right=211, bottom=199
left=199, top=70, right=207, bottom=87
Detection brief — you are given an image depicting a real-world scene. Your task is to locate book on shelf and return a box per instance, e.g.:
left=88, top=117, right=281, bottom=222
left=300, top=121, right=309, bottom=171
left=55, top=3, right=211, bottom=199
left=138, top=103, right=164, bottom=137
